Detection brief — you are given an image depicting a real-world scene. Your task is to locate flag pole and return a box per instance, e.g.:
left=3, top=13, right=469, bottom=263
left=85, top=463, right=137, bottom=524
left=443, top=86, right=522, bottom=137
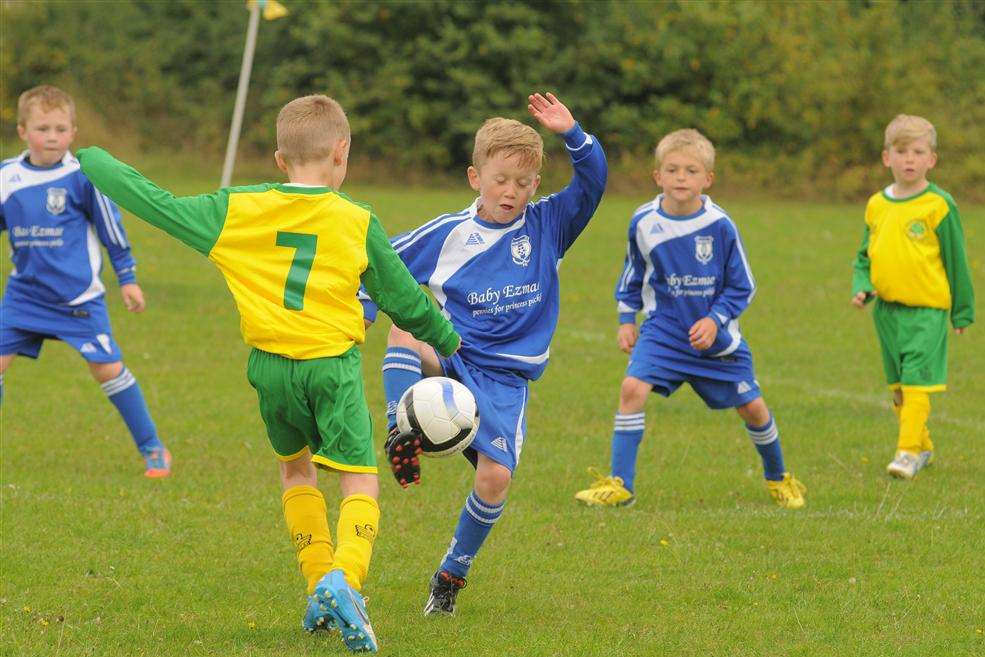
left=220, top=1, right=262, bottom=187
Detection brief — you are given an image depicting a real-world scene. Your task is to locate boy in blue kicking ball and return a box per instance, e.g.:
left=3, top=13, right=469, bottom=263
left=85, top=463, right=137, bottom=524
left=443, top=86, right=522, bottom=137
left=575, top=129, right=805, bottom=509
left=362, top=93, right=607, bottom=615
left=1, top=85, right=170, bottom=477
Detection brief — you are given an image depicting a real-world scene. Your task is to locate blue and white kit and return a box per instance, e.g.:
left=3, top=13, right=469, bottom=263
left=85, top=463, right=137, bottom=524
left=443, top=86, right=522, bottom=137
left=1, top=151, right=136, bottom=362
left=615, top=195, right=761, bottom=409
left=364, top=122, right=607, bottom=470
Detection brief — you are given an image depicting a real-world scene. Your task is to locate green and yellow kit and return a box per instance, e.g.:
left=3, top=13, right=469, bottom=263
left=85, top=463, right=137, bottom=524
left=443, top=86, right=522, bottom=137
left=78, top=147, right=459, bottom=472
left=852, top=183, right=975, bottom=391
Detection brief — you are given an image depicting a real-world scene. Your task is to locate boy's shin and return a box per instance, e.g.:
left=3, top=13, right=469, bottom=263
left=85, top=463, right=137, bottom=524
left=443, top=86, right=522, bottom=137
left=333, top=494, right=380, bottom=591
left=282, top=485, right=335, bottom=594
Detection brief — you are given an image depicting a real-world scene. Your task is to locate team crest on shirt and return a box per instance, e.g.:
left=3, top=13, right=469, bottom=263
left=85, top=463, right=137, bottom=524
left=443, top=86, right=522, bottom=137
left=694, top=235, right=714, bottom=264
left=906, top=218, right=929, bottom=241
left=46, top=188, right=67, bottom=215
left=511, top=235, right=532, bottom=266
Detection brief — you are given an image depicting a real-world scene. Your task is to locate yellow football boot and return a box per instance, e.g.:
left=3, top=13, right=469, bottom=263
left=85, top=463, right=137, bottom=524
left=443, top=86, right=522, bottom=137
left=574, top=468, right=635, bottom=507
left=766, top=473, right=806, bottom=509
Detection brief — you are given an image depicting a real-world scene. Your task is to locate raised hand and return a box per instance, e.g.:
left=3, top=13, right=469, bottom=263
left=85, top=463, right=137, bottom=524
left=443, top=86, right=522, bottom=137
left=527, top=92, right=576, bottom=134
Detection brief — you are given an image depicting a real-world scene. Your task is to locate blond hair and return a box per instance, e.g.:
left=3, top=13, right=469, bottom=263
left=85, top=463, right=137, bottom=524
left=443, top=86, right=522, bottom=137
left=276, top=95, right=350, bottom=164
left=884, top=114, right=936, bottom=150
left=17, top=85, right=76, bottom=126
left=472, top=118, right=543, bottom=170
left=655, top=129, right=715, bottom=170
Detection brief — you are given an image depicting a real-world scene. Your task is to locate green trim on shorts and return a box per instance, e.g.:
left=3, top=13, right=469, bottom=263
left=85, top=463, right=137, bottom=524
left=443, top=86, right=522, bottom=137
left=246, top=347, right=377, bottom=472
left=873, top=300, right=948, bottom=390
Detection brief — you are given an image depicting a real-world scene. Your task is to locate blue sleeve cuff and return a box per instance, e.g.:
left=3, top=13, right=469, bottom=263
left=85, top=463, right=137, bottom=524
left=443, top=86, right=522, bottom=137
left=116, top=267, right=137, bottom=285
left=361, top=298, right=379, bottom=324
left=618, top=312, right=637, bottom=325
left=709, top=312, right=728, bottom=328
left=562, top=122, right=591, bottom=151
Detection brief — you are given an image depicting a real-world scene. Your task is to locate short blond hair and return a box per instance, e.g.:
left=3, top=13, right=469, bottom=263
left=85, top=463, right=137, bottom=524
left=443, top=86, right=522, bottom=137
left=884, top=114, right=936, bottom=150
left=472, top=118, right=543, bottom=170
left=276, top=95, right=350, bottom=164
left=655, top=129, right=715, bottom=171
left=18, top=85, right=76, bottom=126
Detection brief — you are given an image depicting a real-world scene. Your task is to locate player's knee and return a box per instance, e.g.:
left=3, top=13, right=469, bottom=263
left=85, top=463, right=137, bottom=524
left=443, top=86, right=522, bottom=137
left=619, top=377, right=649, bottom=407
left=0, top=354, right=14, bottom=375
left=475, top=462, right=512, bottom=499
left=387, top=325, right=420, bottom=350
left=88, top=360, right=124, bottom=383
left=279, top=453, right=317, bottom=489
left=737, top=397, right=769, bottom=425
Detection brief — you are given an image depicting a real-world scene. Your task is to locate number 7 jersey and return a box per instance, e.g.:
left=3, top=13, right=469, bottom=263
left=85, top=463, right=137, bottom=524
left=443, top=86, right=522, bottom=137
left=77, top=147, right=458, bottom=360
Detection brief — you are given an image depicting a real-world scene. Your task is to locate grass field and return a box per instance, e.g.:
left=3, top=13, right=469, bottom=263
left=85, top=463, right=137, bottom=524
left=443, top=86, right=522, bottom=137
left=2, top=164, right=983, bottom=657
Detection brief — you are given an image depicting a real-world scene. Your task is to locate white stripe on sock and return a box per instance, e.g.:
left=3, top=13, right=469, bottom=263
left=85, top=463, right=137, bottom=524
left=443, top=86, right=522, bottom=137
left=101, top=368, right=136, bottom=396
left=382, top=362, right=422, bottom=374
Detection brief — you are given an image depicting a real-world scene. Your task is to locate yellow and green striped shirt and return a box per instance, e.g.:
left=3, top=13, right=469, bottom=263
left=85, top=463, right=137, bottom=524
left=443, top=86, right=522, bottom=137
left=853, top=182, right=974, bottom=328
left=78, top=147, right=459, bottom=359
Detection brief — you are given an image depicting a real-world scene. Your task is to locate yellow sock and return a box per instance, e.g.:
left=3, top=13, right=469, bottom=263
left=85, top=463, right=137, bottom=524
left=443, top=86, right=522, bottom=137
left=333, top=494, right=380, bottom=592
left=893, top=397, right=933, bottom=452
left=282, top=485, right=334, bottom=594
left=897, top=388, right=931, bottom=456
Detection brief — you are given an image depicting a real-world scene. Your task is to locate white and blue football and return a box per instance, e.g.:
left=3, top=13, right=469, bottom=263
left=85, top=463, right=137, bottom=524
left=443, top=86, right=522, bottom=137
left=396, top=377, right=479, bottom=458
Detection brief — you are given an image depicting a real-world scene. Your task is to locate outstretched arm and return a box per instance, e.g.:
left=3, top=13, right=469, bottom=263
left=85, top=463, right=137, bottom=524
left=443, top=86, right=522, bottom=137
left=78, top=147, right=227, bottom=256
left=528, top=93, right=607, bottom=254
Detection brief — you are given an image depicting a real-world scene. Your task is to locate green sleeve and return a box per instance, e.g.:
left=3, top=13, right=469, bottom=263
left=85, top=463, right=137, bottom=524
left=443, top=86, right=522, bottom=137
left=936, top=204, right=975, bottom=328
left=361, top=214, right=460, bottom=356
left=77, top=147, right=227, bottom=256
left=851, top=225, right=875, bottom=301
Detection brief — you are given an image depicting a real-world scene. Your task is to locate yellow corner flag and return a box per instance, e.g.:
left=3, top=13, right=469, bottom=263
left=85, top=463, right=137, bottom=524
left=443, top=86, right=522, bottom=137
left=247, top=0, right=289, bottom=21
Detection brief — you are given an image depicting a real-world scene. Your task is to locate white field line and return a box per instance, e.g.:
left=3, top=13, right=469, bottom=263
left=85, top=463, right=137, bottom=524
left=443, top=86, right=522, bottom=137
left=769, top=379, right=985, bottom=433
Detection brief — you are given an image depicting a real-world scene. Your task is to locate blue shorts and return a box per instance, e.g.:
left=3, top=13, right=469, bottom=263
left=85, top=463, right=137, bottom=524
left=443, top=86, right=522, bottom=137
left=627, top=329, right=761, bottom=410
left=0, top=295, right=122, bottom=363
left=439, top=353, right=528, bottom=472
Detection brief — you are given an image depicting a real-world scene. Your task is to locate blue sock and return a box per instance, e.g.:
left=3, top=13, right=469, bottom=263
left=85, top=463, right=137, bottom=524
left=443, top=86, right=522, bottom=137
left=101, top=366, right=163, bottom=455
left=610, top=412, right=645, bottom=492
left=746, top=415, right=785, bottom=481
left=439, top=491, right=505, bottom=578
left=382, top=347, right=422, bottom=430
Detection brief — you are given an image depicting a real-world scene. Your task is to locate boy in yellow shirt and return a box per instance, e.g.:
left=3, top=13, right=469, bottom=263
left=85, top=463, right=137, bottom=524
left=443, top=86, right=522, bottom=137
left=78, top=95, right=460, bottom=653
left=852, top=114, right=974, bottom=480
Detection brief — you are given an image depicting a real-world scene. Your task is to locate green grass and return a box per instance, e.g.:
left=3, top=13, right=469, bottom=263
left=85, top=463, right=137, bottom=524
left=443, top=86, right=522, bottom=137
left=2, top=166, right=983, bottom=657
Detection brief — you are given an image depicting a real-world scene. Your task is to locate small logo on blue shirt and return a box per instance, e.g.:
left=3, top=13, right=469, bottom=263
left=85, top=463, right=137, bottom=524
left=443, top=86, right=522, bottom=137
left=695, top=235, right=714, bottom=264
left=465, top=232, right=485, bottom=246
left=649, top=222, right=664, bottom=234
left=8, top=173, right=21, bottom=183
left=46, top=188, right=68, bottom=215
left=510, top=235, right=532, bottom=266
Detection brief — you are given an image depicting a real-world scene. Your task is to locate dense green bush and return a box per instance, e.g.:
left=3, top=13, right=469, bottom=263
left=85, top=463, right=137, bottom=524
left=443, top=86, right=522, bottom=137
left=4, top=0, right=983, bottom=199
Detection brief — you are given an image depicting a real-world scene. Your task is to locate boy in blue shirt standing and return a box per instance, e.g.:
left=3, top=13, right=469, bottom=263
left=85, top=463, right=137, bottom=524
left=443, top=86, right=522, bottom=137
left=574, top=129, right=805, bottom=509
left=362, top=93, right=606, bottom=615
left=1, top=85, right=170, bottom=477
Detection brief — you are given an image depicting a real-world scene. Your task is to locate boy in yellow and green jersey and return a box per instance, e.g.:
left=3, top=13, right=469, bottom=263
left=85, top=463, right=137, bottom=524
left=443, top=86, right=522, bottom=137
left=852, top=114, right=974, bottom=481
left=78, top=95, right=460, bottom=654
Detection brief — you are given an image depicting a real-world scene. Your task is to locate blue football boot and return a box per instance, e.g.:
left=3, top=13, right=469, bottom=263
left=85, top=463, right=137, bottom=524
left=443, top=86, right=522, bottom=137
left=302, top=591, right=338, bottom=634
left=313, top=569, right=378, bottom=653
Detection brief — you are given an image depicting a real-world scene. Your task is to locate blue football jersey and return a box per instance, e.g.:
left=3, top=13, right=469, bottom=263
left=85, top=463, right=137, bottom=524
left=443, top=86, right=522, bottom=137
left=1, top=151, right=136, bottom=306
left=363, top=122, right=606, bottom=381
left=615, top=195, right=756, bottom=357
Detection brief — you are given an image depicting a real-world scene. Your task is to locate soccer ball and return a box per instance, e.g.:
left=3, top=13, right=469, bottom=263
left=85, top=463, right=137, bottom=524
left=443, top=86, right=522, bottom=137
left=396, top=377, right=479, bottom=458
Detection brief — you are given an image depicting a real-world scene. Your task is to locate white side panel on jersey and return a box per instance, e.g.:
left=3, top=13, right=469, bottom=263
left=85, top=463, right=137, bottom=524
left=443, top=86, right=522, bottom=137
left=67, top=224, right=106, bottom=305
left=0, top=152, right=80, bottom=204
left=709, top=319, right=742, bottom=357
left=494, top=347, right=550, bottom=364
left=513, top=385, right=529, bottom=462
left=427, top=204, right=527, bottom=309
